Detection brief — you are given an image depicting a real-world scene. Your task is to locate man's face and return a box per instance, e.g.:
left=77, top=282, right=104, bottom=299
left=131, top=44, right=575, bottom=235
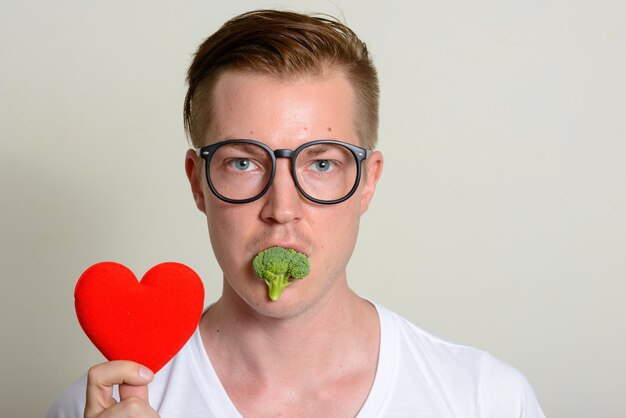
left=186, top=70, right=382, bottom=318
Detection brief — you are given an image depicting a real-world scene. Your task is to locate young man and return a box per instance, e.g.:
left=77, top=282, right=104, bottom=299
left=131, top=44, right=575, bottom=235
left=47, top=10, right=545, bottom=418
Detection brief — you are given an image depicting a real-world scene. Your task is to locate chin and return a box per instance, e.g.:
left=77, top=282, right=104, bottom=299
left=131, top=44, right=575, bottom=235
left=253, top=288, right=311, bottom=318
left=222, top=267, right=342, bottom=320
left=235, top=280, right=323, bottom=320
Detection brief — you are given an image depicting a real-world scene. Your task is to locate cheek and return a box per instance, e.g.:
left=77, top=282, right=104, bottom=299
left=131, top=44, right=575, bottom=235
left=205, top=199, right=255, bottom=261
left=208, top=208, right=250, bottom=236
left=312, top=202, right=361, bottom=262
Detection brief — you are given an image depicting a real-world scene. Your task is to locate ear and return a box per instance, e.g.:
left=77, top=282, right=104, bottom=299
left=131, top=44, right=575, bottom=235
left=360, top=150, right=383, bottom=215
left=185, top=149, right=207, bottom=213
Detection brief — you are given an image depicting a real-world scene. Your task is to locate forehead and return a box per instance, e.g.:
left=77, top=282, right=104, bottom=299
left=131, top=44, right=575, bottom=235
left=205, top=70, right=359, bottom=148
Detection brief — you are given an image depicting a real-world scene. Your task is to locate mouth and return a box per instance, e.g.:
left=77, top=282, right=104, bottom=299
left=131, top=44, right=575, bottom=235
left=254, top=240, right=310, bottom=259
left=264, top=244, right=308, bottom=258
left=251, top=245, right=312, bottom=301
left=248, top=229, right=313, bottom=260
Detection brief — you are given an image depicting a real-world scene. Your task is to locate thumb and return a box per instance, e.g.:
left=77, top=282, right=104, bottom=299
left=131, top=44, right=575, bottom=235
left=119, top=382, right=149, bottom=402
left=118, top=364, right=152, bottom=402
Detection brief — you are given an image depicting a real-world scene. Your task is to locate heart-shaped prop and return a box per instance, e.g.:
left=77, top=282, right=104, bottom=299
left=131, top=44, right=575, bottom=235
left=75, top=262, right=205, bottom=373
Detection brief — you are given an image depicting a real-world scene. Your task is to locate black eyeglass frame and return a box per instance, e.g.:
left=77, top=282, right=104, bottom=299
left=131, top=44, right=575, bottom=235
left=195, top=139, right=372, bottom=205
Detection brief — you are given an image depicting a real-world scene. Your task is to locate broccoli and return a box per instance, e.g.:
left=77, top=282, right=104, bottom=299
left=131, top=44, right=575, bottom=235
left=252, top=246, right=310, bottom=301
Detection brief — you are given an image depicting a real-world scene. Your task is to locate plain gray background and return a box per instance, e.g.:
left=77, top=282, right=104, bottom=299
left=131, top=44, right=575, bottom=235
left=2, top=0, right=624, bottom=417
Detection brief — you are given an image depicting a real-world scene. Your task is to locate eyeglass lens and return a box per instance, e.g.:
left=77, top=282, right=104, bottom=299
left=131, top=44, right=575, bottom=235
left=208, top=142, right=358, bottom=202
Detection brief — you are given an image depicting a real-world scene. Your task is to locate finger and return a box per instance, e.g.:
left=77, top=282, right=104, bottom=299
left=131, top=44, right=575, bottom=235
left=95, top=396, right=160, bottom=418
left=119, top=382, right=149, bottom=402
left=85, top=361, right=153, bottom=418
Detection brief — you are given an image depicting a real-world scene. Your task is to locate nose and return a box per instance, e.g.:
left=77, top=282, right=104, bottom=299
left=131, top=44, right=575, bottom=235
left=259, top=158, right=304, bottom=224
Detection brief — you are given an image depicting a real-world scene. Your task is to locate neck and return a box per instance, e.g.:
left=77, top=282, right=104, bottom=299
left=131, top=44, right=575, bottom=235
left=199, top=277, right=379, bottom=385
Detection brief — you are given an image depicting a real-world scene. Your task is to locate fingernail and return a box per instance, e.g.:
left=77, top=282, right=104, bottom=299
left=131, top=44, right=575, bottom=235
left=139, top=367, right=153, bottom=381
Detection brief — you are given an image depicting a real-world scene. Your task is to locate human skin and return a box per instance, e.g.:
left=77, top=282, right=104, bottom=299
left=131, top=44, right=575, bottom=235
left=184, top=69, right=384, bottom=417
left=83, top=360, right=159, bottom=418
left=186, top=69, right=383, bottom=319
left=83, top=69, right=383, bottom=418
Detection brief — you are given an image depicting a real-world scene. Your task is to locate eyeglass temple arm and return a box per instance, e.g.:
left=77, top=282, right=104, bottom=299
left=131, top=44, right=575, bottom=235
left=359, top=149, right=374, bottom=160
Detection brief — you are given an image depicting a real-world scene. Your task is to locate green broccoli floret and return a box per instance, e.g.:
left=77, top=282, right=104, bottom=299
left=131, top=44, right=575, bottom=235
left=252, top=246, right=310, bottom=301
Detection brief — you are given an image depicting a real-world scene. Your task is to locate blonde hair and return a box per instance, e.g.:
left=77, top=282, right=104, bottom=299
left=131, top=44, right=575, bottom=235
left=184, top=10, right=379, bottom=149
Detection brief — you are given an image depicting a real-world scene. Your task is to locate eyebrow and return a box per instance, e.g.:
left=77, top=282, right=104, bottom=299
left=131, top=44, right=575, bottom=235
left=301, top=144, right=344, bottom=157
left=221, top=142, right=268, bottom=157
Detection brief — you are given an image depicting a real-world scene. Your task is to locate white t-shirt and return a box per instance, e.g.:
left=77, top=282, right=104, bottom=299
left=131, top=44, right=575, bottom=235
left=46, top=304, right=545, bottom=417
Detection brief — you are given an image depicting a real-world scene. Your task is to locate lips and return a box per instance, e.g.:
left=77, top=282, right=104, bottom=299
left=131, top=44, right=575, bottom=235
left=261, top=243, right=309, bottom=258
left=247, top=228, right=314, bottom=260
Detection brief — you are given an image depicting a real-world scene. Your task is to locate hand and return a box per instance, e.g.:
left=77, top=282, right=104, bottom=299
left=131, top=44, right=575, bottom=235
left=84, top=360, right=160, bottom=418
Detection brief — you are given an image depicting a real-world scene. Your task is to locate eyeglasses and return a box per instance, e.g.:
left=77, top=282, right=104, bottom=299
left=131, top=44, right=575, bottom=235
left=195, top=139, right=372, bottom=204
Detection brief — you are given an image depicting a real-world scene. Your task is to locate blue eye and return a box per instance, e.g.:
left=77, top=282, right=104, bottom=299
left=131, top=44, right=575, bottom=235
left=232, top=159, right=253, bottom=171
left=313, top=160, right=333, bottom=172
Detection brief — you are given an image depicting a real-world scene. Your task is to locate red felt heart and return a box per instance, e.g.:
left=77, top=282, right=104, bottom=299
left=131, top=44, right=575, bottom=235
left=75, top=262, right=204, bottom=373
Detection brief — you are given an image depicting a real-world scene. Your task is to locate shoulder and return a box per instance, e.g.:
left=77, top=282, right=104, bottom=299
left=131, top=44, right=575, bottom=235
left=377, top=304, right=487, bottom=372
left=477, top=354, right=546, bottom=418
left=45, top=328, right=203, bottom=418
left=375, top=305, right=545, bottom=417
